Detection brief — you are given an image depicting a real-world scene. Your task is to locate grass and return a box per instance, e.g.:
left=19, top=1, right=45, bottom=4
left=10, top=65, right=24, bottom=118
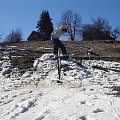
left=1, top=40, right=120, bottom=70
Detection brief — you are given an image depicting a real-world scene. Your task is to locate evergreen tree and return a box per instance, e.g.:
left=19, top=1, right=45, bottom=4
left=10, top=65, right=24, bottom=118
left=36, top=10, right=53, bottom=40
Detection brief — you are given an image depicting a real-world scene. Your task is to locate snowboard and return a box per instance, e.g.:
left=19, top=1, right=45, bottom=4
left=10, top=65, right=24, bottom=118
left=47, top=53, right=88, bottom=69
left=48, top=54, right=75, bottom=60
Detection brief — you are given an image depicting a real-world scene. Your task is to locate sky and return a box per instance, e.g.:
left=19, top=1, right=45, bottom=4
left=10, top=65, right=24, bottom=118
left=0, top=0, right=120, bottom=41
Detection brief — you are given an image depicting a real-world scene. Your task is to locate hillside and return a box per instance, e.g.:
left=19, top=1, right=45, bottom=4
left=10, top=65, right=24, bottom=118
left=0, top=52, right=120, bottom=120
left=0, top=40, right=120, bottom=70
left=0, top=41, right=120, bottom=120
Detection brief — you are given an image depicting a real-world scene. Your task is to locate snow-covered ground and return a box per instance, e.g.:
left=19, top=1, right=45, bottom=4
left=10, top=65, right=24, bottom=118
left=0, top=53, right=120, bottom=120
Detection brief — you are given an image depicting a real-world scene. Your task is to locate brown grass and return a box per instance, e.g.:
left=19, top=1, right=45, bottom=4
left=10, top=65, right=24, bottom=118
left=1, top=40, right=120, bottom=70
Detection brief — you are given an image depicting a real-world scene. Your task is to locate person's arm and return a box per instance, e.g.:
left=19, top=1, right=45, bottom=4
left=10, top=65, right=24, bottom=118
left=59, top=21, right=67, bottom=31
left=51, top=22, right=67, bottom=39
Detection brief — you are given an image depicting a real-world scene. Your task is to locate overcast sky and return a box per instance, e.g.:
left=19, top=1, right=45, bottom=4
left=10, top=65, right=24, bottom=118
left=0, top=0, right=120, bottom=41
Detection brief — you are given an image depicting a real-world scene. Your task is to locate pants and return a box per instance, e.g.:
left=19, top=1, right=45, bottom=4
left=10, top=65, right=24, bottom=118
left=88, top=52, right=99, bottom=56
left=53, top=39, right=67, bottom=55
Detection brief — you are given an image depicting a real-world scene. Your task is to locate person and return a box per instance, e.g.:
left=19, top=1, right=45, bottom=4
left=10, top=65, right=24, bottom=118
left=51, top=22, right=69, bottom=59
left=88, top=47, right=99, bottom=56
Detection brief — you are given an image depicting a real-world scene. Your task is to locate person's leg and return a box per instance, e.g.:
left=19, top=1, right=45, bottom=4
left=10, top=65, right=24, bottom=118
left=53, top=44, right=58, bottom=55
left=57, top=40, right=67, bottom=55
left=89, top=52, right=99, bottom=57
left=89, top=52, right=94, bottom=55
left=53, top=39, right=69, bottom=59
left=53, top=39, right=59, bottom=55
left=57, top=40, right=69, bottom=59
left=91, top=52, right=99, bottom=56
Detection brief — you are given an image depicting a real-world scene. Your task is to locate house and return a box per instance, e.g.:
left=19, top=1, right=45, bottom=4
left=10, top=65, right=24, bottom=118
left=27, top=31, right=44, bottom=41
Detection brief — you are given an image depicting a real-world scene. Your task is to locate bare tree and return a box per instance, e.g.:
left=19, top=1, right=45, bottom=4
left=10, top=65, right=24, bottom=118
left=14, top=29, right=22, bottom=42
left=0, top=33, right=2, bottom=40
left=81, top=24, right=95, bottom=40
left=81, top=17, right=113, bottom=40
left=61, top=9, right=82, bottom=41
left=0, top=23, right=2, bottom=40
left=0, top=29, right=2, bottom=40
left=111, top=27, right=120, bottom=40
left=5, top=29, right=22, bottom=43
left=91, top=17, right=111, bottom=32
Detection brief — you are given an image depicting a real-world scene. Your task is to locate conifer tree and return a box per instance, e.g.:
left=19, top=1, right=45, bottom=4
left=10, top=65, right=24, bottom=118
left=36, top=10, right=53, bottom=40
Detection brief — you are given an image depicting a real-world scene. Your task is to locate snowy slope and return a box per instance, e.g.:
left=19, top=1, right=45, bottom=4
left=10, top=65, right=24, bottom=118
left=0, top=53, right=120, bottom=120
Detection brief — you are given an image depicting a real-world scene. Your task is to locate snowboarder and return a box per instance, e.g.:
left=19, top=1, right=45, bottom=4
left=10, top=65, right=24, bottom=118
left=51, top=22, right=69, bottom=59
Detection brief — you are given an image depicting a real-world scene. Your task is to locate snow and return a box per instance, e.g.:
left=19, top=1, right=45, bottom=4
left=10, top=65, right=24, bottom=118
left=0, top=53, right=120, bottom=120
